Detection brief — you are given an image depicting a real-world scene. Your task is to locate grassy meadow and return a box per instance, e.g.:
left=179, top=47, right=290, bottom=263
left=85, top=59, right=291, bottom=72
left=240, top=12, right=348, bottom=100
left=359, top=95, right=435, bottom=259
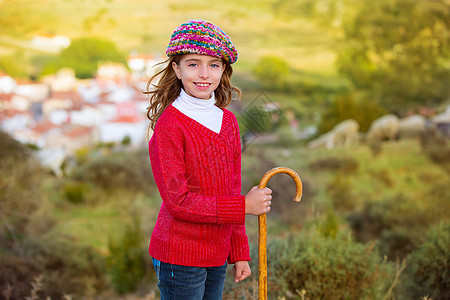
left=1, top=0, right=449, bottom=299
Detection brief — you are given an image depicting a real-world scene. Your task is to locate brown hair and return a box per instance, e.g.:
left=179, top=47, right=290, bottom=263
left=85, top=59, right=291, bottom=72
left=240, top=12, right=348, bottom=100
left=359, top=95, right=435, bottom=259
left=145, top=55, right=241, bottom=130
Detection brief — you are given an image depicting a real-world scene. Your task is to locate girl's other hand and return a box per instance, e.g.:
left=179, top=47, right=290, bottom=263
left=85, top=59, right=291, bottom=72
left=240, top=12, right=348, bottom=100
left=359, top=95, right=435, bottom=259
left=245, top=186, right=272, bottom=215
left=233, top=261, right=251, bottom=283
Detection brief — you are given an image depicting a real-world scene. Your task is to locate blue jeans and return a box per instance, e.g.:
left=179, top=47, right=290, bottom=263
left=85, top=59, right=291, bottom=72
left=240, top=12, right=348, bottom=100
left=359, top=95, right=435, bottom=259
left=152, top=258, right=227, bottom=300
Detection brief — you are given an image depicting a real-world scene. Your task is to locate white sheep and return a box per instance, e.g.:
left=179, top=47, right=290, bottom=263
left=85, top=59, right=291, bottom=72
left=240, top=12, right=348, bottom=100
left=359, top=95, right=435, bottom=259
left=332, top=119, right=360, bottom=147
left=307, top=131, right=336, bottom=149
left=307, top=119, right=360, bottom=149
left=429, top=105, right=450, bottom=138
left=398, top=114, right=426, bottom=138
left=366, top=114, right=400, bottom=142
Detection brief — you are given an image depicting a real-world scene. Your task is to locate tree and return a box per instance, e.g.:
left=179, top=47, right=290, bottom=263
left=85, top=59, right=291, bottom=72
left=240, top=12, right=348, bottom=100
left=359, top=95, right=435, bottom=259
left=337, top=0, right=450, bottom=111
left=253, top=55, right=290, bottom=90
left=50, top=37, right=126, bottom=79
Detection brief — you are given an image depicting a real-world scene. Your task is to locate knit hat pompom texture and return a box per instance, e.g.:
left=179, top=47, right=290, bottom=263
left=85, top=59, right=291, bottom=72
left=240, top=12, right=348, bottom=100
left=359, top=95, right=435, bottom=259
left=166, top=20, right=238, bottom=64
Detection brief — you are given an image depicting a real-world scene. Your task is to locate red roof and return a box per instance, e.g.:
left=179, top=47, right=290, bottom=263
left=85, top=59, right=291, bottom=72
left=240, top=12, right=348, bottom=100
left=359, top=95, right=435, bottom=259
left=0, top=93, right=13, bottom=102
left=64, top=125, right=93, bottom=138
left=110, top=115, right=143, bottom=123
left=32, top=120, right=58, bottom=134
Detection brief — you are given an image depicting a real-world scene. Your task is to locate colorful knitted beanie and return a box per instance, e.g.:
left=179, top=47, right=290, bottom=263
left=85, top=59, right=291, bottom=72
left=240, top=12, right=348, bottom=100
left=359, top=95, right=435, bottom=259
left=166, top=20, right=238, bottom=64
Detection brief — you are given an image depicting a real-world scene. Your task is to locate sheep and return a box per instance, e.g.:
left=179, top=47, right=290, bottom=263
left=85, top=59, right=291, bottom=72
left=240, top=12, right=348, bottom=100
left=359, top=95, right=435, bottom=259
left=398, top=114, right=426, bottom=138
left=429, top=106, right=450, bottom=138
left=307, top=119, right=360, bottom=149
left=307, top=131, right=336, bottom=149
left=366, top=114, right=399, bottom=142
left=332, top=119, right=360, bottom=147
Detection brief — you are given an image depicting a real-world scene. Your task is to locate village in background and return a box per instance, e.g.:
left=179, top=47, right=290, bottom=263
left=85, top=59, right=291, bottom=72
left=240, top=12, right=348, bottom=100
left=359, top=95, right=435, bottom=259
left=0, top=34, right=166, bottom=176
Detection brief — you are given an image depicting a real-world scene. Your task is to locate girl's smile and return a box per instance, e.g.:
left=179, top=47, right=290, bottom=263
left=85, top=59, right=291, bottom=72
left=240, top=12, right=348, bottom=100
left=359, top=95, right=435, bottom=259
left=173, top=54, right=225, bottom=100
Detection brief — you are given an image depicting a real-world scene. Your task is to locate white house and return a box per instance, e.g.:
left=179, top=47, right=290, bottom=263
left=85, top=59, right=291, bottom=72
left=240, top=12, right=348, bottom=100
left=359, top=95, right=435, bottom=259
left=13, top=120, right=61, bottom=149
left=42, top=68, right=77, bottom=92
left=47, top=124, right=98, bottom=154
left=31, top=34, right=71, bottom=53
left=15, top=83, right=50, bottom=102
left=69, top=104, right=105, bottom=126
left=0, top=109, right=32, bottom=134
left=127, top=53, right=164, bottom=80
left=0, top=73, right=16, bottom=93
left=99, top=115, right=147, bottom=146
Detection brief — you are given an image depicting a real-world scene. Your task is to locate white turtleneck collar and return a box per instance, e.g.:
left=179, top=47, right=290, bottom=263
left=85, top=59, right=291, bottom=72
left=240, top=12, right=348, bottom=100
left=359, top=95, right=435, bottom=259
left=172, top=89, right=224, bottom=133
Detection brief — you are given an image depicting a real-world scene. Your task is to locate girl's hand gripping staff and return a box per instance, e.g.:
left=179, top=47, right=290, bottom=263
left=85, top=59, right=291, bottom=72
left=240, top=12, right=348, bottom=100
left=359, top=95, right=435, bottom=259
left=257, top=167, right=303, bottom=300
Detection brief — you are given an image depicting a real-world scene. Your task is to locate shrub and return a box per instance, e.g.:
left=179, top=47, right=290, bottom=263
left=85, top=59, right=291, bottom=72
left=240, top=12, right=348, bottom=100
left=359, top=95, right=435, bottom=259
left=107, top=218, right=147, bottom=294
left=275, top=125, right=297, bottom=147
left=347, top=200, right=392, bottom=243
left=0, top=254, right=40, bottom=299
left=327, top=172, right=357, bottom=211
left=62, top=181, right=90, bottom=204
left=21, top=233, right=108, bottom=299
left=378, top=229, right=415, bottom=260
left=267, top=231, right=392, bottom=299
left=318, top=93, right=386, bottom=134
left=318, top=211, right=339, bottom=238
left=348, top=189, right=448, bottom=261
left=53, top=37, right=126, bottom=79
left=121, top=135, right=131, bottom=146
left=309, top=156, right=359, bottom=174
left=0, top=132, right=44, bottom=239
left=253, top=56, right=290, bottom=91
left=72, top=150, right=154, bottom=194
left=401, top=222, right=450, bottom=300
left=420, top=131, right=450, bottom=174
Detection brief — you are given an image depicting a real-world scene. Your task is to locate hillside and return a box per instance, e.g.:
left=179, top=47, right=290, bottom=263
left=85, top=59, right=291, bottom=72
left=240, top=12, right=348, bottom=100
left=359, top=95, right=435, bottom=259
left=0, top=0, right=339, bottom=74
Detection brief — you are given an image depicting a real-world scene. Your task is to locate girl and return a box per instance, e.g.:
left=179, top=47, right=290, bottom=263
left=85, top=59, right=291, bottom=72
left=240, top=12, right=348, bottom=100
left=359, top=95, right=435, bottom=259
left=146, top=20, right=272, bottom=300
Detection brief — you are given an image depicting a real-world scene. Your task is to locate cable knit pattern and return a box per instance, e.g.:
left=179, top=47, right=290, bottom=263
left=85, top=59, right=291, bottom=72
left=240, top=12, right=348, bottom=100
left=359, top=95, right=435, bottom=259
left=149, top=105, right=250, bottom=267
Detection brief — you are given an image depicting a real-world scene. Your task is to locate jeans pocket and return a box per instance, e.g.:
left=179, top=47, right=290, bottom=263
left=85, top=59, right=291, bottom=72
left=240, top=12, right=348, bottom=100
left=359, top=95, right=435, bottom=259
left=152, top=258, right=161, bottom=282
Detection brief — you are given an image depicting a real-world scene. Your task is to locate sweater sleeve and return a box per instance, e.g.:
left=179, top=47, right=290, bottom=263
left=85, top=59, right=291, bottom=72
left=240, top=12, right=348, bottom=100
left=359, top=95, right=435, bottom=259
left=149, top=116, right=245, bottom=225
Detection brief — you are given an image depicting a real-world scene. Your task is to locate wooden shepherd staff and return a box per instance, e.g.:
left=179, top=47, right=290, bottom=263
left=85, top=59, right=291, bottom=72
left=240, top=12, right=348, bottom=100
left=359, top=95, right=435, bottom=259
left=258, top=167, right=303, bottom=300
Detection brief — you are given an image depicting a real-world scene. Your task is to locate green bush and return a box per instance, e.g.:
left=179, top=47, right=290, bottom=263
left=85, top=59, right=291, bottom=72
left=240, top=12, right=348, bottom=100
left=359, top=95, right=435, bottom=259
left=347, top=188, right=448, bottom=261
left=318, top=211, right=339, bottom=238
left=309, top=156, right=359, bottom=174
left=400, top=222, right=450, bottom=300
left=62, top=181, right=90, bottom=204
left=72, top=150, right=154, bottom=194
left=275, top=125, right=297, bottom=147
left=253, top=56, right=290, bottom=91
left=107, top=218, right=147, bottom=294
left=51, top=37, right=126, bottom=79
left=0, top=132, right=44, bottom=237
left=267, top=231, right=392, bottom=299
left=420, top=131, right=450, bottom=174
left=327, top=172, right=357, bottom=211
left=378, top=229, right=415, bottom=260
left=22, top=233, right=108, bottom=299
left=318, top=93, right=386, bottom=134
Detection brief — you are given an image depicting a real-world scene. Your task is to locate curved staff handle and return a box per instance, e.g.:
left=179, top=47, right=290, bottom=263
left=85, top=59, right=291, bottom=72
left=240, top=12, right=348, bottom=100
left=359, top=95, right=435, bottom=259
left=258, top=167, right=303, bottom=300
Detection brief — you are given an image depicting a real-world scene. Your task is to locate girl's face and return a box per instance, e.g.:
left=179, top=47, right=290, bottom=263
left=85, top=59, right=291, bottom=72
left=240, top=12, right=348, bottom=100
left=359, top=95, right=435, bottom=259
left=172, top=54, right=225, bottom=100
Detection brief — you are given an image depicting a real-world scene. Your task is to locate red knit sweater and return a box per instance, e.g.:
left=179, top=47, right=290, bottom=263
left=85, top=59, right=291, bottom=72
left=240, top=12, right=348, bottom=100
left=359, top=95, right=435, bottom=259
left=148, top=105, right=250, bottom=267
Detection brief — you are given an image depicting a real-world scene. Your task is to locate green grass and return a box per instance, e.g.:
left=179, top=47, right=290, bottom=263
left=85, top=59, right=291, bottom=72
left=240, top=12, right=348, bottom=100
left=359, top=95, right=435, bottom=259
left=242, top=138, right=449, bottom=230
left=48, top=191, right=160, bottom=254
